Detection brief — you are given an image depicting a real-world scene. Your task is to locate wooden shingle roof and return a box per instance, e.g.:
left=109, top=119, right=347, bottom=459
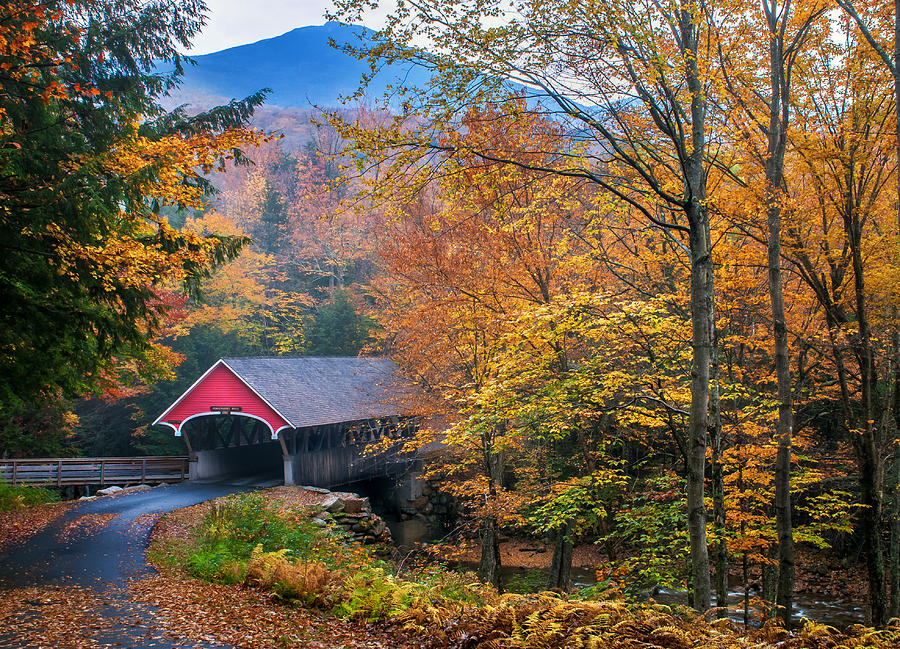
left=220, top=357, right=405, bottom=429
left=154, top=357, right=410, bottom=437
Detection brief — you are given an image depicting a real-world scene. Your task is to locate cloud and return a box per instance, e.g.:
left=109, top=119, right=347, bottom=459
left=189, top=0, right=335, bottom=54
left=189, top=0, right=392, bottom=54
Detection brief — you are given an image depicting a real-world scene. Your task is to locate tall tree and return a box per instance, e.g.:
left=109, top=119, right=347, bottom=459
left=833, top=0, right=900, bottom=624
left=332, top=0, right=723, bottom=609
left=786, top=23, right=898, bottom=623
left=717, top=0, right=825, bottom=624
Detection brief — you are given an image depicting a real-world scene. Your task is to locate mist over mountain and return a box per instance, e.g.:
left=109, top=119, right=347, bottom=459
left=167, top=22, right=427, bottom=112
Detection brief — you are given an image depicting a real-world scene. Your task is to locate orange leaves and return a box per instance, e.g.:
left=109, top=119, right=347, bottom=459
left=108, top=127, right=270, bottom=211
left=0, top=501, right=76, bottom=553
left=0, top=2, right=92, bottom=112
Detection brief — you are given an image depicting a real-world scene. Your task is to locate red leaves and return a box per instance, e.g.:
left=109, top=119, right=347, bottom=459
left=0, top=501, right=77, bottom=553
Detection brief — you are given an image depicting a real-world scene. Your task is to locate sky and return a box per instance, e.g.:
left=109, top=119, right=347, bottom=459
left=188, top=0, right=389, bottom=54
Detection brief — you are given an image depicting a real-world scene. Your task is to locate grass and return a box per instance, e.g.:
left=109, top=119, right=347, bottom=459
left=0, top=480, right=59, bottom=512
left=148, top=490, right=900, bottom=649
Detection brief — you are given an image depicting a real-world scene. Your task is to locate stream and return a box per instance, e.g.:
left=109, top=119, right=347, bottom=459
left=383, top=516, right=868, bottom=628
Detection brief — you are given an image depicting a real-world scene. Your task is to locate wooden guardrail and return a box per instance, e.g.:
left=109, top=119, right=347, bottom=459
left=0, top=456, right=190, bottom=487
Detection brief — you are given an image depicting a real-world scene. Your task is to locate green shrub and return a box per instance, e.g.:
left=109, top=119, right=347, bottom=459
left=0, top=480, right=59, bottom=512
left=154, top=491, right=494, bottom=621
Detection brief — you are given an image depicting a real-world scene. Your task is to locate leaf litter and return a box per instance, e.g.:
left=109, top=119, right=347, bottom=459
left=55, top=513, right=118, bottom=543
left=0, top=502, right=78, bottom=553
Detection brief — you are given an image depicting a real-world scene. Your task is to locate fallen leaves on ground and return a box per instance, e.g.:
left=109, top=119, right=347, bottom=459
left=0, top=585, right=112, bottom=649
left=128, top=512, right=161, bottom=536
left=265, top=485, right=333, bottom=510
left=0, top=502, right=78, bottom=554
left=430, top=535, right=606, bottom=570
left=55, top=513, right=118, bottom=543
left=127, top=573, right=417, bottom=648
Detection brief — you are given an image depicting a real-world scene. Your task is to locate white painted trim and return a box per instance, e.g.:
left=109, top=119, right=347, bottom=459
left=219, top=359, right=296, bottom=429
left=171, top=411, right=278, bottom=439
left=152, top=359, right=226, bottom=427
left=152, top=358, right=296, bottom=435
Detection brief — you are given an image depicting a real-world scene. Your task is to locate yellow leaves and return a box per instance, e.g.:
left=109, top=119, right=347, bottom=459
left=106, top=127, right=268, bottom=211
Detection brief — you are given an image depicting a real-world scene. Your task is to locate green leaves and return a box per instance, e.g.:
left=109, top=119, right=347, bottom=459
left=526, top=469, right=627, bottom=539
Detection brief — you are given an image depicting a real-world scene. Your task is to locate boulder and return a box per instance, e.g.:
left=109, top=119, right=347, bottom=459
left=342, top=497, right=370, bottom=514
left=322, top=495, right=345, bottom=513
left=96, top=486, right=124, bottom=496
left=124, top=484, right=151, bottom=492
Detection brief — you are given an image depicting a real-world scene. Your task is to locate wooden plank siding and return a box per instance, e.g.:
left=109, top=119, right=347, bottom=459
left=0, top=457, right=190, bottom=487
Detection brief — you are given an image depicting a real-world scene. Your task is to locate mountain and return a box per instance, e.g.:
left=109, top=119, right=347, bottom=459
left=166, top=22, right=428, bottom=111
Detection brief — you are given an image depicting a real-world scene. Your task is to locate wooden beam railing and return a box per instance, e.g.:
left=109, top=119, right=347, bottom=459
left=0, top=456, right=191, bottom=487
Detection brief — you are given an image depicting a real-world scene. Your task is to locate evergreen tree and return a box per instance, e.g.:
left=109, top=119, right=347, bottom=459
left=304, top=291, right=375, bottom=356
left=0, top=0, right=266, bottom=408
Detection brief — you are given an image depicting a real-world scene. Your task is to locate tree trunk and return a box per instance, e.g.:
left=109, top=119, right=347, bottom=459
left=478, top=514, right=503, bottom=591
left=709, top=335, right=728, bottom=617
left=890, top=0, right=900, bottom=618
left=479, top=439, right=504, bottom=592
left=547, top=521, right=574, bottom=591
left=856, top=438, right=887, bottom=625
left=686, top=206, right=713, bottom=613
left=760, top=1, right=796, bottom=625
left=768, top=189, right=795, bottom=627
left=681, top=2, right=714, bottom=609
left=846, top=204, right=888, bottom=626
left=889, top=439, right=899, bottom=619
left=762, top=556, right=777, bottom=619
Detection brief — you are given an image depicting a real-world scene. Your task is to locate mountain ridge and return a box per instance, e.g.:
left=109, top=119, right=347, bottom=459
left=166, top=22, right=427, bottom=111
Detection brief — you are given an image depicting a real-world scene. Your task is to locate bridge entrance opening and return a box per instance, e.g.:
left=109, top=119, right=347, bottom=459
left=181, top=414, right=283, bottom=481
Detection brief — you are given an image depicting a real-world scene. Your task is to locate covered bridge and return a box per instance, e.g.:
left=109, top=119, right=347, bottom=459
left=153, top=357, right=417, bottom=487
